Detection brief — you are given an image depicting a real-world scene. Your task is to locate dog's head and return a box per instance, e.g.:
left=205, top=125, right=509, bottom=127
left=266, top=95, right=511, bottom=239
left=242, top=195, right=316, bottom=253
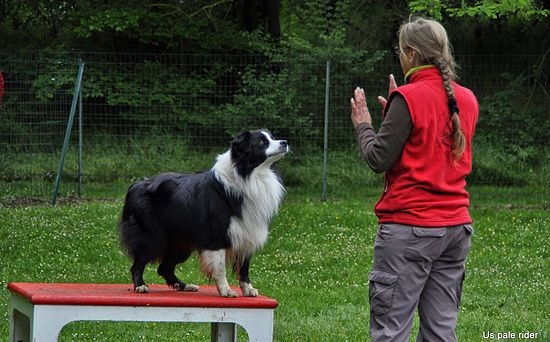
left=230, top=129, right=288, bottom=177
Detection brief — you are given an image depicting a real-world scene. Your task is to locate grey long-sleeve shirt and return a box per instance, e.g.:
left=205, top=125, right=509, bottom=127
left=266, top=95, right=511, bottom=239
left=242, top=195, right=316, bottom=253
left=354, top=94, right=412, bottom=173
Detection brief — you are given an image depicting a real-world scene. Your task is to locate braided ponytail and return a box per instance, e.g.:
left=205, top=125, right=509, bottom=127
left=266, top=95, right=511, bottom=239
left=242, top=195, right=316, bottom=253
left=435, top=57, right=465, bottom=159
left=399, top=17, right=465, bottom=160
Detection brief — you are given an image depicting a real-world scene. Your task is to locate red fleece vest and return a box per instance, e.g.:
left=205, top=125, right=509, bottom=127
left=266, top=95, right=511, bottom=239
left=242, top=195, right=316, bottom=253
left=376, top=67, right=478, bottom=227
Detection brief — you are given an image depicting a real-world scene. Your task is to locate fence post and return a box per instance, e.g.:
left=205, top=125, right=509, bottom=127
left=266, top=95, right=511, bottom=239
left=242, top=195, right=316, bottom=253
left=322, top=60, right=330, bottom=202
left=51, top=60, right=85, bottom=206
left=77, top=85, right=83, bottom=197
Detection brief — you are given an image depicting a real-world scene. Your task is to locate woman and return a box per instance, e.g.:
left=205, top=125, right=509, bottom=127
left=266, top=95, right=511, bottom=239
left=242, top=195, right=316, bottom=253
left=350, top=17, right=478, bottom=341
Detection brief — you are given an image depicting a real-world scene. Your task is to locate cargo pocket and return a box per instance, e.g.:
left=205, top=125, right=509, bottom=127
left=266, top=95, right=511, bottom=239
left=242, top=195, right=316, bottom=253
left=369, top=270, right=398, bottom=315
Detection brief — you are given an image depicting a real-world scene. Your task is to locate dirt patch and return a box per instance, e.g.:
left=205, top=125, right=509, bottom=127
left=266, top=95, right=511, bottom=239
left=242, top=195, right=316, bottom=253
left=0, top=195, right=89, bottom=208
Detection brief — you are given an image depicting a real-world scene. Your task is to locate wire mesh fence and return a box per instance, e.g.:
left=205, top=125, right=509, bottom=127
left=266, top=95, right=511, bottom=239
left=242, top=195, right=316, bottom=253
left=0, top=50, right=548, bottom=199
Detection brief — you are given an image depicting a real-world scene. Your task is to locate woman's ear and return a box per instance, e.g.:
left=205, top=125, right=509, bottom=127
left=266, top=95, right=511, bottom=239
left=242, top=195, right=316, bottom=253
left=409, top=50, right=416, bottom=65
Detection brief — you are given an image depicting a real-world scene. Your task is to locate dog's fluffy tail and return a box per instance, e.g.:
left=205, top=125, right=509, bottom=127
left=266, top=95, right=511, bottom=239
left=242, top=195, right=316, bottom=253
left=118, top=181, right=166, bottom=263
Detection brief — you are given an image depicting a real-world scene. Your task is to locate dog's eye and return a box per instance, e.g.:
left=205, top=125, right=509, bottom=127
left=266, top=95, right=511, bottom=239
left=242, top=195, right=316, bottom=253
left=255, top=140, right=266, bottom=147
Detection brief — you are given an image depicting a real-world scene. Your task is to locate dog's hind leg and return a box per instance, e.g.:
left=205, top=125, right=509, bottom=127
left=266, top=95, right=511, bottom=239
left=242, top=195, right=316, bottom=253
left=237, top=257, right=259, bottom=297
left=157, top=249, right=199, bottom=292
left=131, top=258, right=149, bottom=293
left=200, top=249, right=237, bottom=297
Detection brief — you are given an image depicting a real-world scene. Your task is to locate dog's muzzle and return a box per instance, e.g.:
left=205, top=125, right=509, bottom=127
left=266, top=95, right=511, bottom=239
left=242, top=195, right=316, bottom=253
left=268, top=140, right=289, bottom=158
left=280, top=140, right=288, bottom=152
left=277, top=140, right=289, bottom=154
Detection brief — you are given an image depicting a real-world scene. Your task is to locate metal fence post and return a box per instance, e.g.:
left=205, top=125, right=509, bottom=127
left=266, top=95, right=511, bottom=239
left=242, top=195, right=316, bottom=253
left=51, top=60, right=85, bottom=206
left=322, top=60, right=330, bottom=202
left=78, top=85, right=83, bottom=197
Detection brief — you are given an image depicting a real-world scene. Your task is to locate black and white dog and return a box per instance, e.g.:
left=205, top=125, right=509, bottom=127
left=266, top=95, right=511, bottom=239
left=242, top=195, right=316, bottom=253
left=118, top=130, right=288, bottom=297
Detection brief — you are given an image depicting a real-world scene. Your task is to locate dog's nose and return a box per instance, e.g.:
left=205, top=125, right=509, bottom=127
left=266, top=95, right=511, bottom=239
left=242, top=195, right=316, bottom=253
left=280, top=140, right=288, bottom=148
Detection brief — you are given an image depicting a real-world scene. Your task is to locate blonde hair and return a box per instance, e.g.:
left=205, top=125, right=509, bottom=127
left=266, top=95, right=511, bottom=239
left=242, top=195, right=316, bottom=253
left=398, top=17, right=465, bottom=159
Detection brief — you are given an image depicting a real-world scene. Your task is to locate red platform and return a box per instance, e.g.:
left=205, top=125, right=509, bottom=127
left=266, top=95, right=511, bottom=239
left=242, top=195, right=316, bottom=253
left=7, top=282, right=278, bottom=309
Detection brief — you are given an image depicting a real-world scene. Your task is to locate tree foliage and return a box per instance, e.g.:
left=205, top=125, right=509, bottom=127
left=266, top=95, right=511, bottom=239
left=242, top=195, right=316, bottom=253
left=409, top=0, right=549, bottom=21
left=0, top=0, right=548, bottom=154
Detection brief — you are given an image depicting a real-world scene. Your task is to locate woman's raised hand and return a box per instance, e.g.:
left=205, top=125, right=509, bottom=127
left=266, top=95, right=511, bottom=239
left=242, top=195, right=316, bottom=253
left=376, top=74, right=397, bottom=117
left=351, top=87, right=372, bottom=128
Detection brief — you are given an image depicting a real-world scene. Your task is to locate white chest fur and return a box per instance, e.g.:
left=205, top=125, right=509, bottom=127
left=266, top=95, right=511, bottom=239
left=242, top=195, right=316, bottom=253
left=213, top=151, right=284, bottom=258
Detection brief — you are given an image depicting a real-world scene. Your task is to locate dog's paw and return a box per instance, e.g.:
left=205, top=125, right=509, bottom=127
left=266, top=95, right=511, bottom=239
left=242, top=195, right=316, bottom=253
left=134, top=285, right=149, bottom=293
left=240, top=282, right=259, bottom=297
left=225, top=289, right=238, bottom=298
left=182, top=284, right=199, bottom=292
left=172, top=282, right=199, bottom=292
left=244, top=288, right=258, bottom=297
left=219, top=287, right=238, bottom=298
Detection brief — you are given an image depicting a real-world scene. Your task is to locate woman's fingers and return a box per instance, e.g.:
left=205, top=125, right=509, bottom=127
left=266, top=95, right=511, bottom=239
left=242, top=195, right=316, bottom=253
left=389, top=74, right=397, bottom=92
left=376, top=74, right=397, bottom=118
left=354, top=87, right=366, bottom=106
left=377, top=96, right=387, bottom=107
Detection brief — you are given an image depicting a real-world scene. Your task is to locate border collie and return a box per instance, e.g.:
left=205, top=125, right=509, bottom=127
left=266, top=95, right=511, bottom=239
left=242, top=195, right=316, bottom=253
left=118, top=129, right=288, bottom=297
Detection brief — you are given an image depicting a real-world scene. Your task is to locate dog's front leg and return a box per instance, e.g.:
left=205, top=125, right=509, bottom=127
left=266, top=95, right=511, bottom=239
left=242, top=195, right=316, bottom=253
left=238, top=257, right=258, bottom=297
left=200, top=250, right=237, bottom=297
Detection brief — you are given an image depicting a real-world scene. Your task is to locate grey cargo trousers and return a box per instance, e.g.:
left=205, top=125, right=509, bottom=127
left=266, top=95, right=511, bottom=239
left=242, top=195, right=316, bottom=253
left=369, top=223, right=473, bottom=342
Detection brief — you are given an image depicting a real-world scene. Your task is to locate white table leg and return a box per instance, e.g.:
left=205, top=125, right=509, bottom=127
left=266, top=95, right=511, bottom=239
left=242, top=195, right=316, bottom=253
left=32, top=306, right=71, bottom=342
left=10, top=294, right=33, bottom=342
left=211, top=322, right=237, bottom=342
left=231, top=309, right=274, bottom=342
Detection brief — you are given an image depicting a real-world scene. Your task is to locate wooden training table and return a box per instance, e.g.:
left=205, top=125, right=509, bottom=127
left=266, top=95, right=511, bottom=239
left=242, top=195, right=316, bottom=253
left=8, top=282, right=278, bottom=342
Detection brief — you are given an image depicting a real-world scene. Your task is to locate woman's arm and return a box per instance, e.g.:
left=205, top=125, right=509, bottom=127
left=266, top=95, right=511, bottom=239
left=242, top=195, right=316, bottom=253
left=355, top=94, right=412, bottom=173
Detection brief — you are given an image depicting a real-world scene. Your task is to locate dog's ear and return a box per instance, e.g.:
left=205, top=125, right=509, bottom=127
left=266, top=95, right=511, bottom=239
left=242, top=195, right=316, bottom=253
left=231, top=131, right=251, bottom=152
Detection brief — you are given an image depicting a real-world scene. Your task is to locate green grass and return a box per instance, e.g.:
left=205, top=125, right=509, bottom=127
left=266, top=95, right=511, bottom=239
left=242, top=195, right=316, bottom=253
left=0, top=139, right=548, bottom=340
left=3, top=140, right=547, bottom=199
left=0, top=184, right=548, bottom=341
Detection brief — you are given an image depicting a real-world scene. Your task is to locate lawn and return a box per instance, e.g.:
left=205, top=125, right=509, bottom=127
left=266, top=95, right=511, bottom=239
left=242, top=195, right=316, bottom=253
left=0, top=184, right=548, bottom=341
